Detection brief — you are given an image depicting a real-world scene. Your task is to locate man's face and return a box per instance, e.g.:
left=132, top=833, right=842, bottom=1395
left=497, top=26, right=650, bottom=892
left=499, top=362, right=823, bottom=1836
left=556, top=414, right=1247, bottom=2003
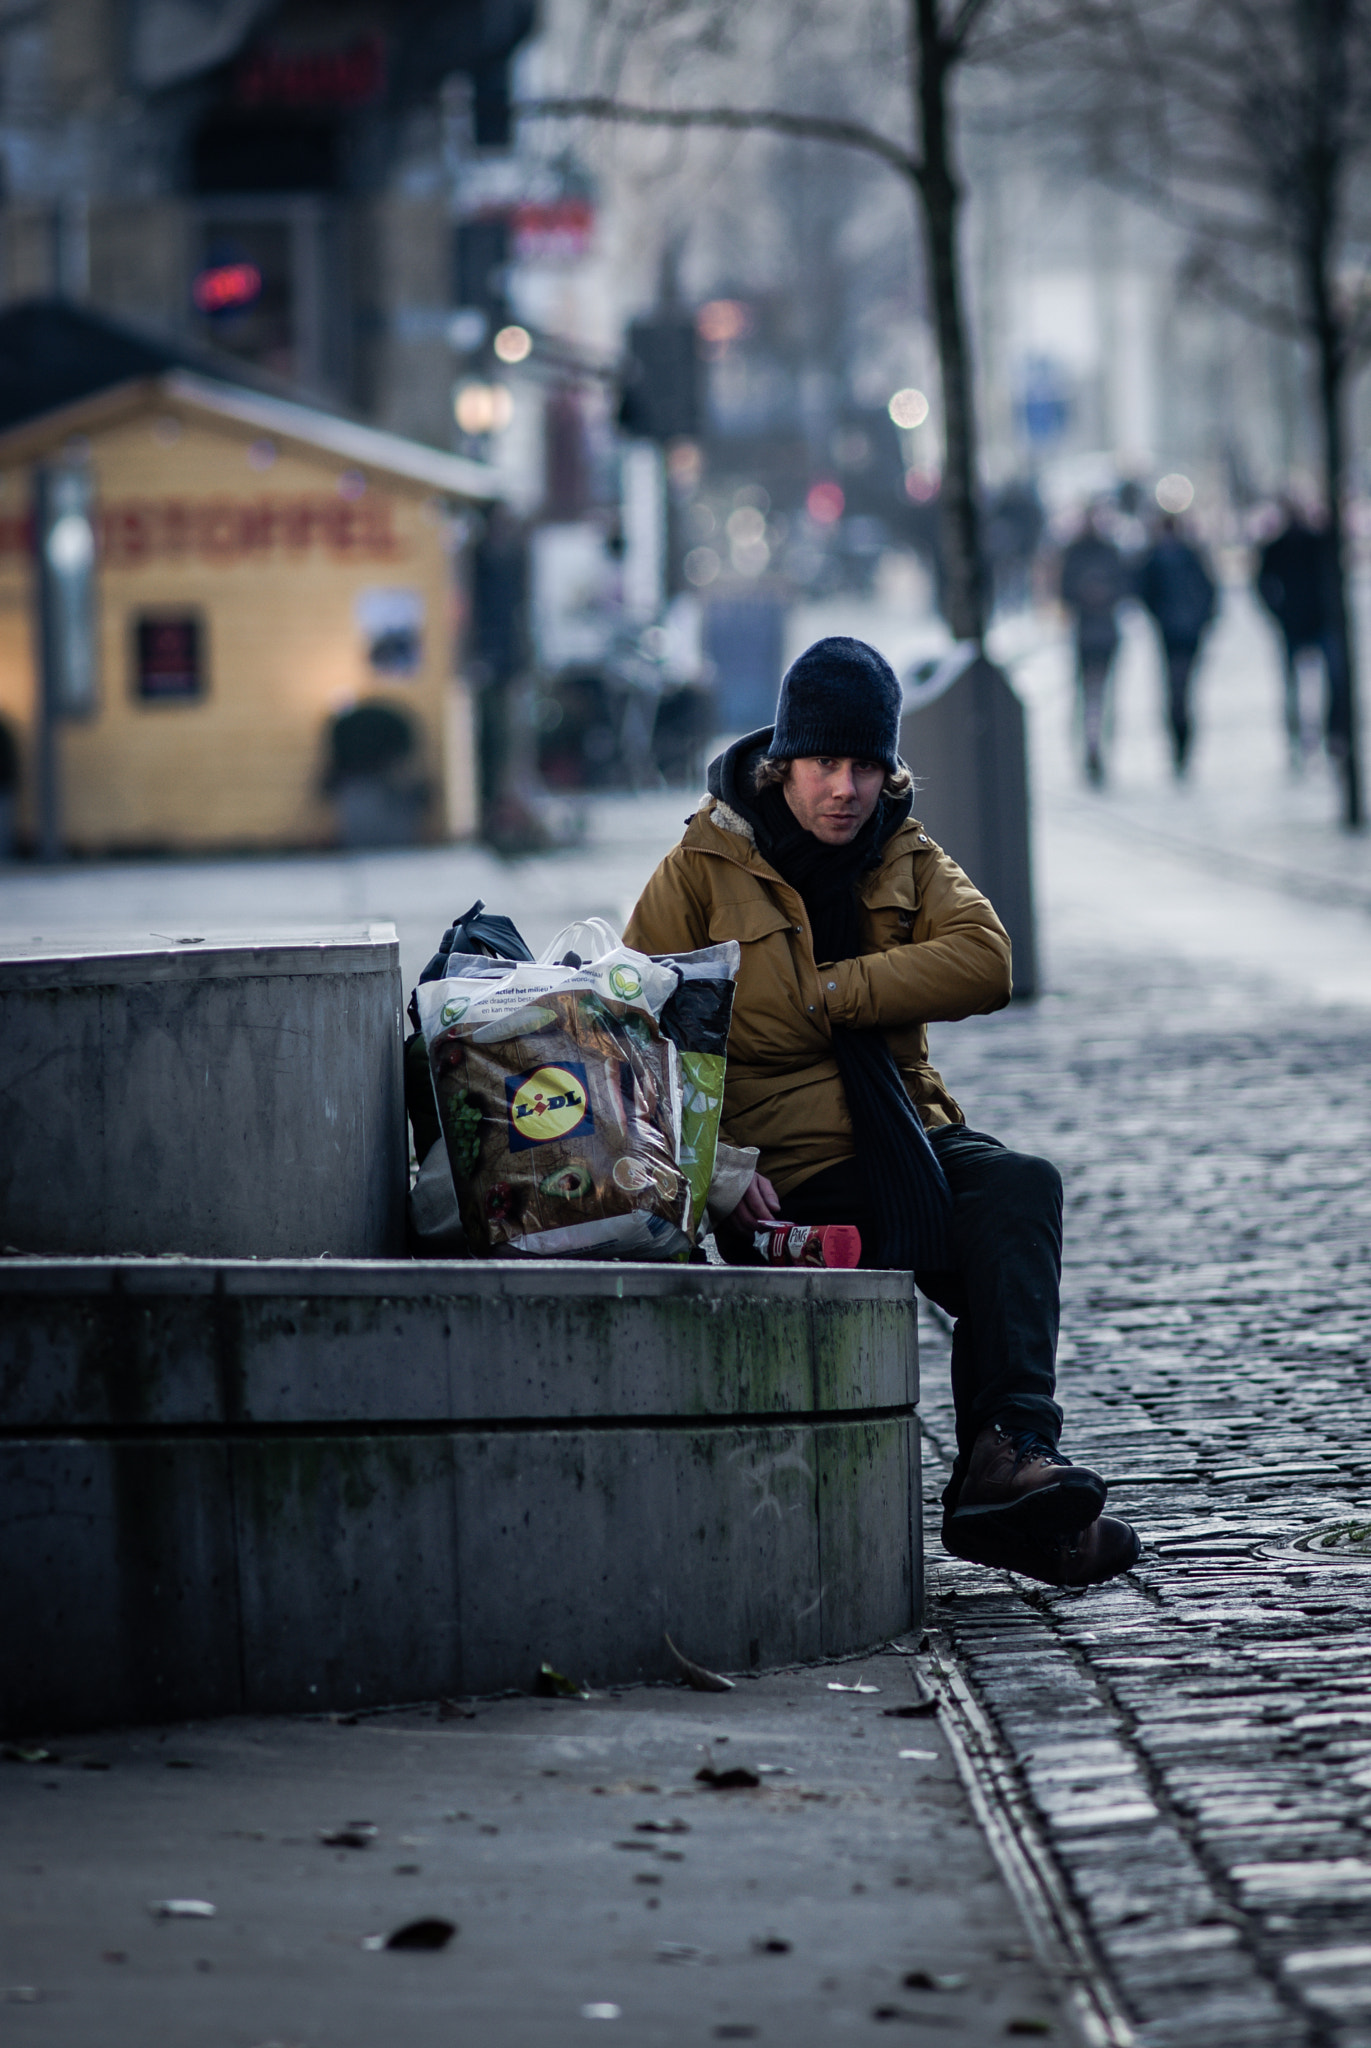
left=783, top=756, right=887, bottom=845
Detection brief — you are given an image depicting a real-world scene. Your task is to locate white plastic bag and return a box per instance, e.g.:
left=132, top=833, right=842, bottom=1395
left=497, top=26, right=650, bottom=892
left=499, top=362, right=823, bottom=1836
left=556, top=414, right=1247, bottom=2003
left=414, top=940, right=689, bottom=1259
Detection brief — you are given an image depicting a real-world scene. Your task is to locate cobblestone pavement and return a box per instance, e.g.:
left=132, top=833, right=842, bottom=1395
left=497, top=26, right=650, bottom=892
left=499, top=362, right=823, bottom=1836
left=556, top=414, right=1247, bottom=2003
left=918, top=930, right=1371, bottom=2048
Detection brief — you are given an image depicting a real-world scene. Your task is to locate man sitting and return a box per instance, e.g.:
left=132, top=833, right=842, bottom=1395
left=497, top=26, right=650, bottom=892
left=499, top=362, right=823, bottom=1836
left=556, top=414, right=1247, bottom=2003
left=625, top=635, right=1139, bottom=1586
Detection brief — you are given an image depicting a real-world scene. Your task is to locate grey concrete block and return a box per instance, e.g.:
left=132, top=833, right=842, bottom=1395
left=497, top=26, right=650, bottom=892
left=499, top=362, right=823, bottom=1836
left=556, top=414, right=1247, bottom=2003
left=901, top=654, right=1038, bottom=997
left=815, top=1418, right=922, bottom=1658
left=0, top=1269, right=222, bottom=1428
left=452, top=1424, right=829, bottom=1695
left=0, top=930, right=406, bottom=1258
left=0, top=1261, right=918, bottom=1426
left=0, top=1439, right=241, bottom=1730
left=0, top=1259, right=920, bottom=1730
left=233, top=1435, right=462, bottom=1714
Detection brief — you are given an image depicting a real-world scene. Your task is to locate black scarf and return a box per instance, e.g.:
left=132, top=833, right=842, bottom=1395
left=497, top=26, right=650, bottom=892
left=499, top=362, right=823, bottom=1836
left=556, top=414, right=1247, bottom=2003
left=711, top=734, right=952, bottom=1271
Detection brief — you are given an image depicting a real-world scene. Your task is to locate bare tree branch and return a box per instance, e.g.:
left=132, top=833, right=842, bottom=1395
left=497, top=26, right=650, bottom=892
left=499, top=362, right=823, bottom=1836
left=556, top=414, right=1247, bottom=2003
left=944, top=0, right=999, bottom=51
left=518, top=94, right=923, bottom=182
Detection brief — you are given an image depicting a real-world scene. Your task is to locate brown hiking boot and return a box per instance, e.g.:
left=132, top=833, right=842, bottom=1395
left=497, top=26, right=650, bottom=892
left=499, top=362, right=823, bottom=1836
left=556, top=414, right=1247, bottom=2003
left=941, top=1511, right=1141, bottom=1587
left=947, top=1423, right=1107, bottom=1541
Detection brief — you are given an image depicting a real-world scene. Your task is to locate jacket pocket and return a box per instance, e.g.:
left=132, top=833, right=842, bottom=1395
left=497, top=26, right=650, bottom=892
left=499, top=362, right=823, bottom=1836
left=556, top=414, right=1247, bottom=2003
left=708, top=899, right=796, bottom=945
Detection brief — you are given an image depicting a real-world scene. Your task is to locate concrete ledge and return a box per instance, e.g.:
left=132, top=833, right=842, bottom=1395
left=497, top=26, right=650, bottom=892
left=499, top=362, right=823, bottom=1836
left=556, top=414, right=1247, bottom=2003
left=0, top=1260, right=920, bottom=1732
left=0, top=929, right=406, bottom=1259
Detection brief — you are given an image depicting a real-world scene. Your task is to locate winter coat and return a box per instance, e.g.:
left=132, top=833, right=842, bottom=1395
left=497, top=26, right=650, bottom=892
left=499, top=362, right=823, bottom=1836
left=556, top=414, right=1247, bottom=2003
left=1060, top=532, right=1128, bottom=657
left=623, top=795, right=1013, bottom=1195
left=1135, top=538, right=1216, bottom=649
left=1258, top=523, right=1332, bottom=648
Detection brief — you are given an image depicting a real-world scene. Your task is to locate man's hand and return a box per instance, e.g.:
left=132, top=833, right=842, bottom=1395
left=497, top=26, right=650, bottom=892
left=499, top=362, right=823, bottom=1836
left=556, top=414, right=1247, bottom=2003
left=726, top=1171, right=783, bottom=1234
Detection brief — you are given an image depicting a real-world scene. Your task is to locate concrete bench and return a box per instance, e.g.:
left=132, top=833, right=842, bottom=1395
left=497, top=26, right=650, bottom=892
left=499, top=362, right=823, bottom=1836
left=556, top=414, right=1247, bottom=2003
left=0, top=928, right=406, bottom=1259
left=0, top=1259, right=920, bottom=1733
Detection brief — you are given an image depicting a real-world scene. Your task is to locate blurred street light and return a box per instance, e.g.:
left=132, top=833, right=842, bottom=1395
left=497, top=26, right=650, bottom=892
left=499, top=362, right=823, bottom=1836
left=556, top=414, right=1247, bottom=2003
left=888, top=387, right=930, bottom=429
left=494, top=324, right=533, bottom=364
left=1155, top=473, right=1194, bottom=514
left=806, top=480, right=845, bottom=524
left=454, top=382, right=514, bottom=434
left=684, top=546, right=721, bottom=586
left=726, top=506, right=766, bottom=546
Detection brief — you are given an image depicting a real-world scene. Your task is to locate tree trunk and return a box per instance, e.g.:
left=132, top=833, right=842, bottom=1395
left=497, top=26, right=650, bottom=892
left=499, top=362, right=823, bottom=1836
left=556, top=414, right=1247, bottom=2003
left=1307, top=0, right=1363, bottom=828
left=912, top=0, right=985, bottom=644
left=1314, top=299, right=1363, bottom=828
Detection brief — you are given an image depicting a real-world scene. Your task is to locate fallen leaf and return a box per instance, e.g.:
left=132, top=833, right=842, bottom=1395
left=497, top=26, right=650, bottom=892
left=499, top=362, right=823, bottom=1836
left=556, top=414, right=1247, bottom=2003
left=437, top=1699, right=477, bottom=1721
left=3, top=1746, right=54, bottom=1764
left=904, top=1970, right=968, bottom=1991
left=898, top=1749, right=938, bottom=1761
left=1006, top=2022, right=1052, bottom=2038
left=148, top=1899, right=215, bottom=1919
left=695, top=1764, right=761, bottom=1790
left=827, top=1679, right=880, bottom=1694
left=318, top=1824, right=377, bottom=1849
left=714, top=2029, right=759, bottom=2041
left=664, top=1633, right=735, bottom=1693
left=581, top=2002, right=622, bottom=2019
left=656, top=1941, right=709, bottom=1963
left=6, top=1987, right=39, bottom=2004
left=536, top=1662, right=590, bottom=1699
left=756, top=1764, right=794, bottom=1776
left=752, top=1936, right=792, bottom=1954
left=871, top=2006, right=960, bottom=2027
left=633, top=1818, right=690, bottom=1835
left=383, top=1917, right=457, bottom=1952
left=882, top=1699, right=938, bottom=1719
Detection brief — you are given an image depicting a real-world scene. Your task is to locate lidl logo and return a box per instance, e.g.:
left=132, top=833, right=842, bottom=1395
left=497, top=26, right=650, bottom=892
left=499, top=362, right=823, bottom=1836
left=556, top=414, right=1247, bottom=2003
left=608, top=963, right=643, bottom=1001
left=505, top=1063, right=593, bottom=1150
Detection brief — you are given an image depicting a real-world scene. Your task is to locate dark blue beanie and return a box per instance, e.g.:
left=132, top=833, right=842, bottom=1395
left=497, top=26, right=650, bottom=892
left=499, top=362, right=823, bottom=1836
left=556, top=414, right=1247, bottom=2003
left=768, top=636, right=902, bottom=770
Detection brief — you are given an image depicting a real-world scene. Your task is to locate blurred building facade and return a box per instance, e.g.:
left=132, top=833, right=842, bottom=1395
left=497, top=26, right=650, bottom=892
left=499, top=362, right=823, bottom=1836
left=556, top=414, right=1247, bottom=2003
left=1, top=0, right=1361, bottom=846
left=0, top=363, right=493, bottom=852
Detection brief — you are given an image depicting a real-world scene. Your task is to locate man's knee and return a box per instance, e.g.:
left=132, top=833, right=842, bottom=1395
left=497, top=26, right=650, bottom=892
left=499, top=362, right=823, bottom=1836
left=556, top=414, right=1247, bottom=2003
left=988, top=1148, right=1062, bottom=1224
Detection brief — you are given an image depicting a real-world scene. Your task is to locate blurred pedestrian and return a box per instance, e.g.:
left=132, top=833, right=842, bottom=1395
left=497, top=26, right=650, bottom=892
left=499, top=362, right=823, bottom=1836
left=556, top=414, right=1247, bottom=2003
left=984, top=478, right=1044, bottom=617
left=1060, top=505, right=1129, bottom=786
left=1256, top=501, right=1340, bottom=768
left=1135, top=515, right=1217, bottom=777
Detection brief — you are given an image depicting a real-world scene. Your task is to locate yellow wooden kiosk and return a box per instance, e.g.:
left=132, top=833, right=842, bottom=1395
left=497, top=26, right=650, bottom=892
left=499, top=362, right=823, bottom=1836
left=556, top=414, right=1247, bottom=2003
left=0, top=371, right=499, bottom=853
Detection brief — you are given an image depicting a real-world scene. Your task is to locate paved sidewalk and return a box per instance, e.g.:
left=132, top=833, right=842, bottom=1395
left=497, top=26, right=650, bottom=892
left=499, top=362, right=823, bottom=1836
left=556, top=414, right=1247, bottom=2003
left=918, top=914, right=1371, bottom=2047
left=0, top=1659, right=1065, bottom=2048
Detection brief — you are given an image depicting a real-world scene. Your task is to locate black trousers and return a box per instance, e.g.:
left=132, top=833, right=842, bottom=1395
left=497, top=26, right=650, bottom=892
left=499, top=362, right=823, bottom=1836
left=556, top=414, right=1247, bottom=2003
left=1163, top=639, right=1200, bottom=770
left=784, top=1126, right=1064, bottom=1511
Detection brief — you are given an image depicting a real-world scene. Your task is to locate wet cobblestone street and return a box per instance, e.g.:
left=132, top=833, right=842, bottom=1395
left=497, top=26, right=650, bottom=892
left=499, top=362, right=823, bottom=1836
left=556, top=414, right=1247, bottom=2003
left=920, top=929, right=1371, bottom=2047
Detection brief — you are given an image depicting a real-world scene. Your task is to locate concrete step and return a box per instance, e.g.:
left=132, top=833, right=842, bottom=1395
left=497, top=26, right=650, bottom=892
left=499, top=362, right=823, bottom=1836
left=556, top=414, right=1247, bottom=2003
left=0, top=1259, right=921, bottom=1733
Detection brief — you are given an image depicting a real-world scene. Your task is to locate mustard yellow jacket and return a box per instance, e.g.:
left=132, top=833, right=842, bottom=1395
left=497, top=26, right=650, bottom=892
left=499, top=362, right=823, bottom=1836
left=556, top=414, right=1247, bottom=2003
left=624, top=795, right=1013, bottom=1195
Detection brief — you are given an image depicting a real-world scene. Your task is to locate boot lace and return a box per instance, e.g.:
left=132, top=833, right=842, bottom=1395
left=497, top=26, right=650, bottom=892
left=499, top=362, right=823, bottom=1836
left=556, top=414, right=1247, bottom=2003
left=1007, top=1429, right=1070, bottom=1472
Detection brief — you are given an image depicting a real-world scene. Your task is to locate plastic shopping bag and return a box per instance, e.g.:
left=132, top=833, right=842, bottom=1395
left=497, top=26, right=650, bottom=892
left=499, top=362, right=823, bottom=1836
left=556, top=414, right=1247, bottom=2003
left=413, top=933, right=691, bottom=1259
left=651, top=942, right=739, bottom=1238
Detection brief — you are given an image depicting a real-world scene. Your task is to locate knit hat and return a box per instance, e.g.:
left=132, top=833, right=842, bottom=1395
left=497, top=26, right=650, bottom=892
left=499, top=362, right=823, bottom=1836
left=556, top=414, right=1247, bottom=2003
left=767, top=636, right=902, bottom=770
